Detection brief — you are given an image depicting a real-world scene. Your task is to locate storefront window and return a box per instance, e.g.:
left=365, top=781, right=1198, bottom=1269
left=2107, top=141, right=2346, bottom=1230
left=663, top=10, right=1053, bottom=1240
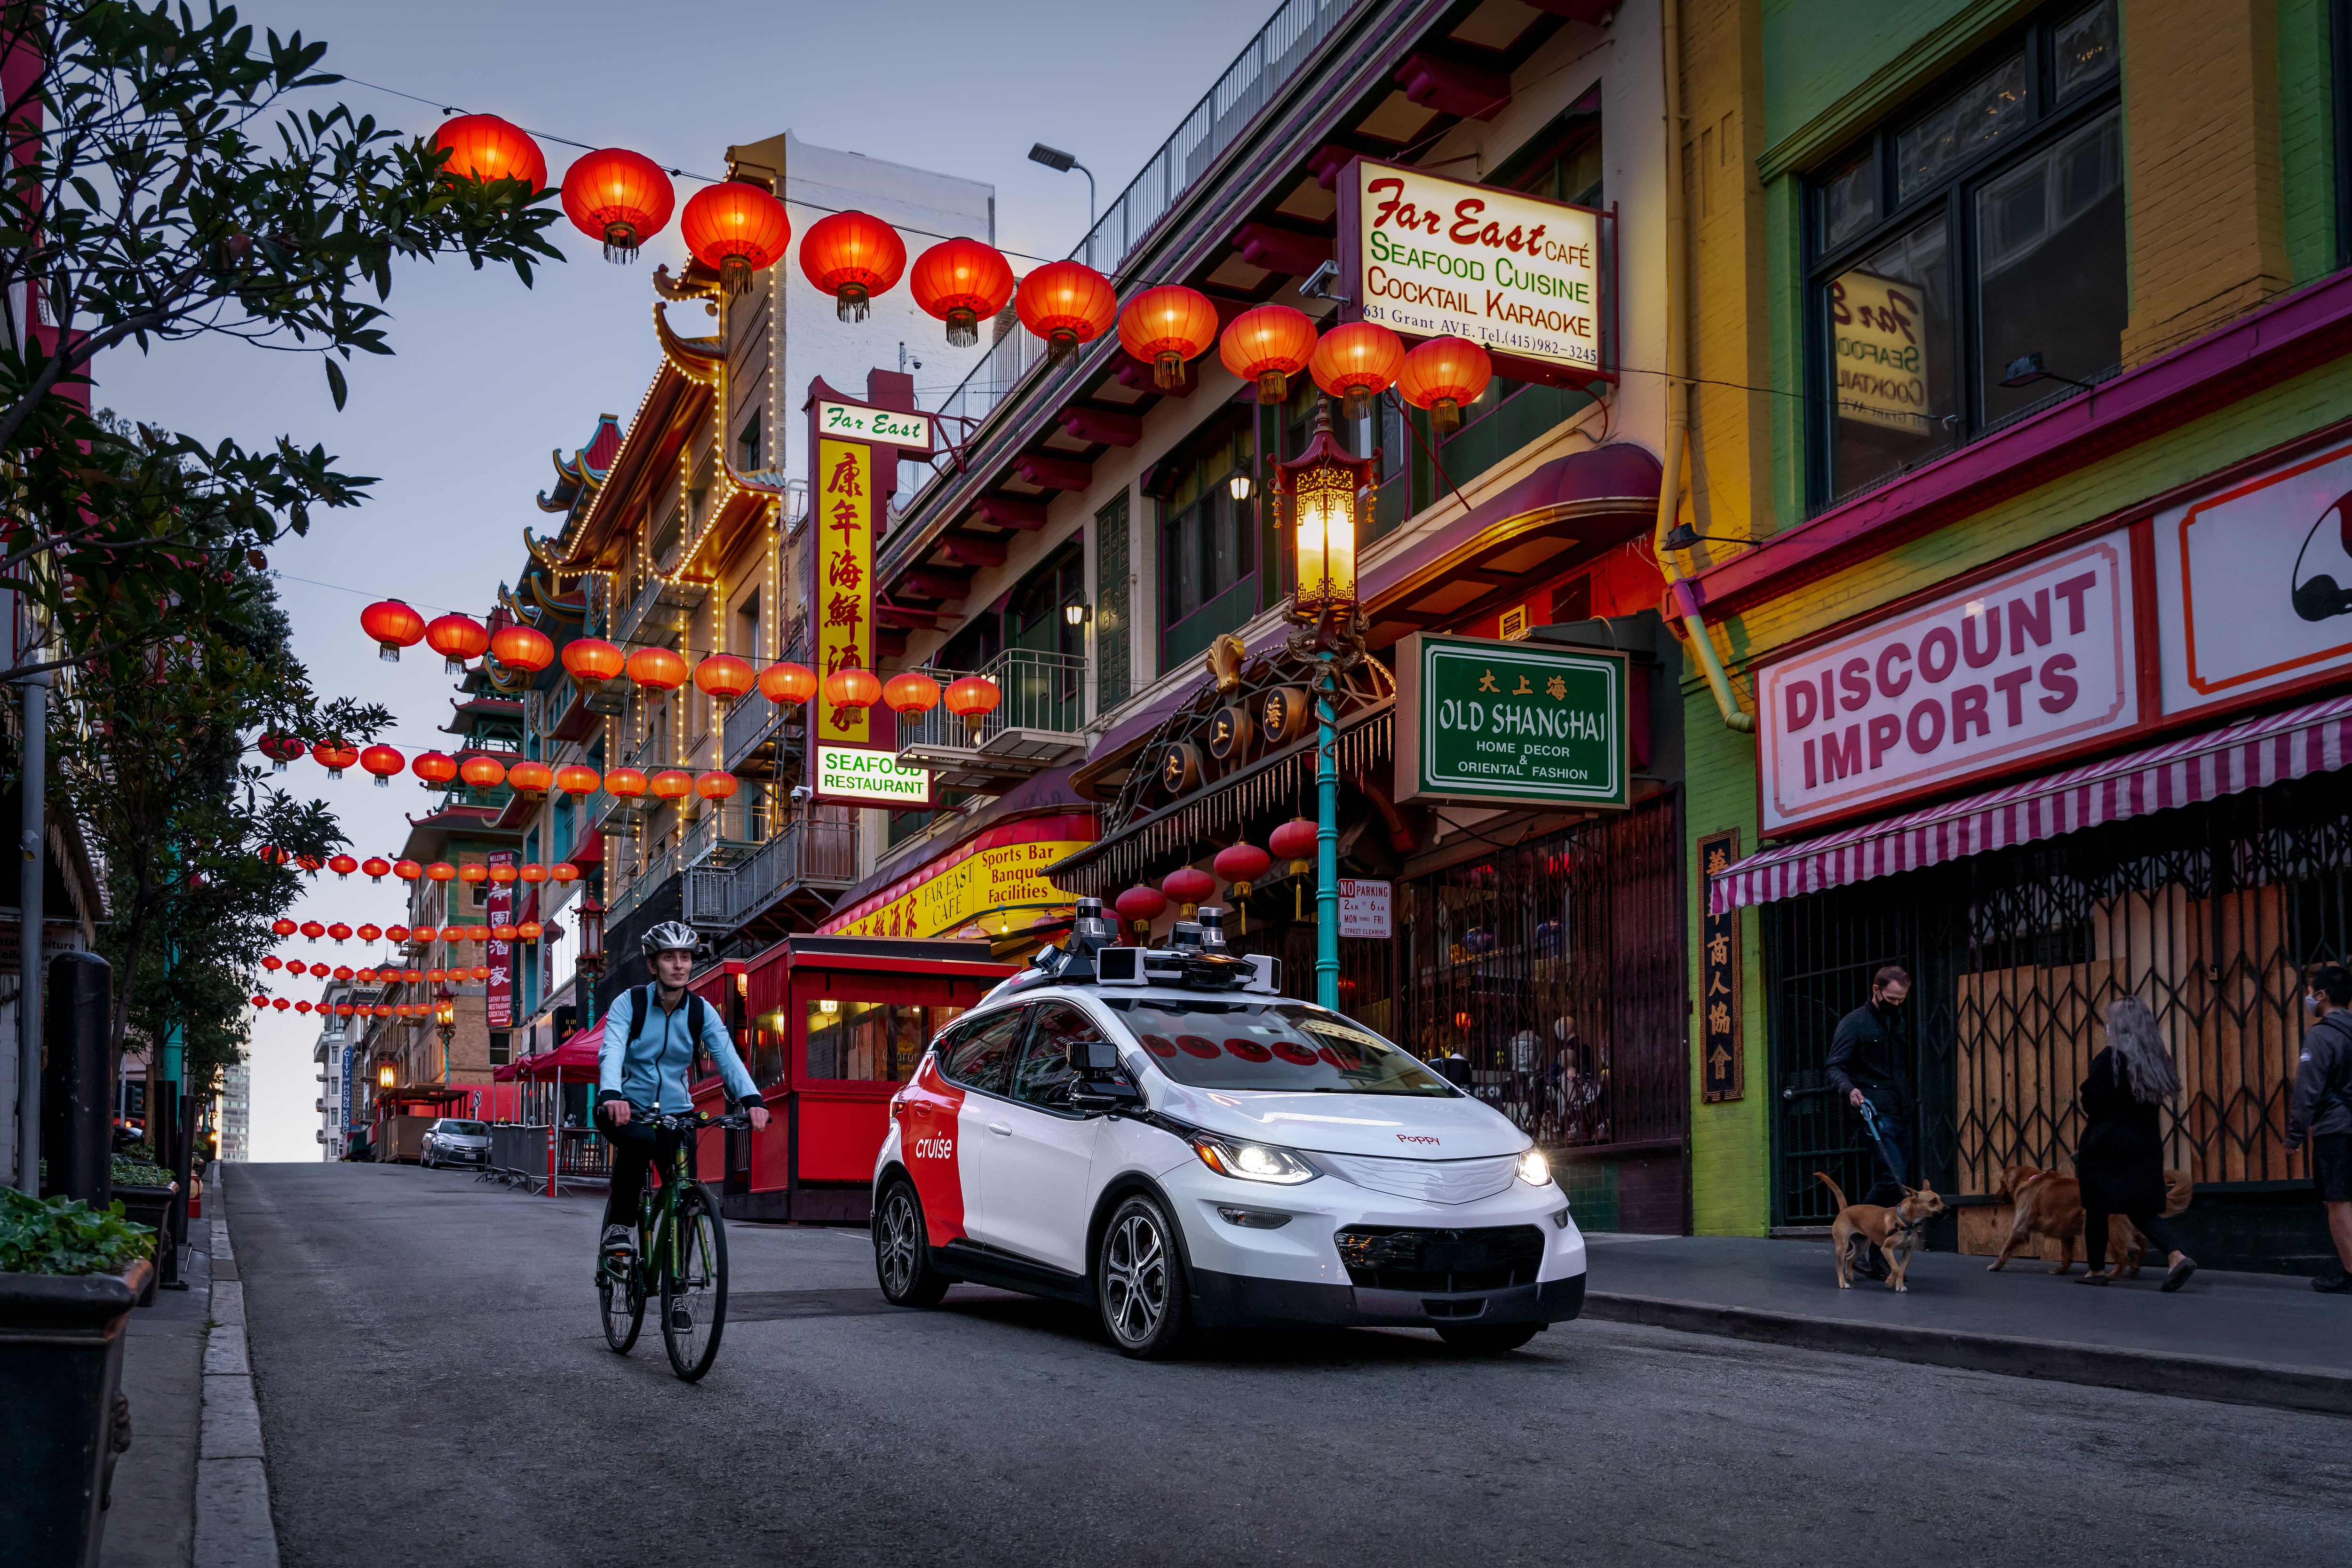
left=1158, top=428, right=1256, bottom=668
left=803, top=1001, right=957, bottom=1083
left=1810, top=0, right=2121, bottom=506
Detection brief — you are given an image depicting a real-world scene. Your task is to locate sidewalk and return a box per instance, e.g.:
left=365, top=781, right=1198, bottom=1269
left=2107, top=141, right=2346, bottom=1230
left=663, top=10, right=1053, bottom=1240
left=101, top=1212, right=210, bottom=1568
left=1581, top=1233, right=2351, bottom=1415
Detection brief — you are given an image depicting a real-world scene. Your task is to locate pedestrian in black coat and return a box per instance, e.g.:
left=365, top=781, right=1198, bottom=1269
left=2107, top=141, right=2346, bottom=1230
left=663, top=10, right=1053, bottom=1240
left=2076, top=995, right=2195, bottom=1291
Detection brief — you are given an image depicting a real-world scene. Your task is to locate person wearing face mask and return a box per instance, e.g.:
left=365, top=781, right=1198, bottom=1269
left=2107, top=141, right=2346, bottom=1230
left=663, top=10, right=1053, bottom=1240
left=2289, top=963, right=2352, bottom=1293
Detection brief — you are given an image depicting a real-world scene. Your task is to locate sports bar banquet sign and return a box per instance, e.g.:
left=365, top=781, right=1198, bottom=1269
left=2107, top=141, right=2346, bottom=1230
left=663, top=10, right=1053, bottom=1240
left=1337, top=157, right=1611, bottom=380
left=1756, top=531, right=2139, bottom=834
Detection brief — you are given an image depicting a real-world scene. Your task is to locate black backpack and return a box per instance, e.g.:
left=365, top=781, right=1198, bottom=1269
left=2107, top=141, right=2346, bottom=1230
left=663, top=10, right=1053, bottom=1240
left=626, top=984, right=712, bottom=1078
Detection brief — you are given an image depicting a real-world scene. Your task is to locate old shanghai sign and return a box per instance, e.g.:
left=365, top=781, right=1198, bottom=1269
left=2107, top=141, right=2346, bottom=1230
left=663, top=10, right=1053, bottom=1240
left=1396, top=633, right=1628, bottom=809
left=1337, top=156, right=1609, bottom=381
left=1756, top=530, right=2139, bottom=835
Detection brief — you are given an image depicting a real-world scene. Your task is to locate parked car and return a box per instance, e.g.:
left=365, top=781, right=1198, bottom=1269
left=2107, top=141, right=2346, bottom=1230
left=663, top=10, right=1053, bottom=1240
left=420, top=1118, right=492, bottom=1170
left=872, top=911, right=1586, bottom=1358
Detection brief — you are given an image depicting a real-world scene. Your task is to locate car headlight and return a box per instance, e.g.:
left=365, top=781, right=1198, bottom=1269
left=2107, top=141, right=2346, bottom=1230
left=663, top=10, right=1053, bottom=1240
left=1517, top=1148, right=1552, bottom=1187
left=1190, top=1132, right=1319, bottom=1185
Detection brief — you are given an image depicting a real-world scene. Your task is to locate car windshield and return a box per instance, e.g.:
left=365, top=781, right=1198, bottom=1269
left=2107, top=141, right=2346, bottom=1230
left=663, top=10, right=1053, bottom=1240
left=440, top=1120, right=489, bottom=1136
left=1102, top=999, right=1453, bottom=1095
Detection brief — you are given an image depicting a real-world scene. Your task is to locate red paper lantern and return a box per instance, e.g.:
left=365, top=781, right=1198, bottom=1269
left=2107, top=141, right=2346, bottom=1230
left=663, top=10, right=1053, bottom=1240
left=551, top=863, right=581, bottom=884
left=427, top=968, right=447, bottom=984
left=332, top=965, right=355, bottom=982
left=1118, top=285, right=1220, bottom=391
left=295, top=1000, right=313, bottom=1014
left=1161, top=866, right=1216, bottom=918
left=561, top=636, right=625, bottom=689
left=798, top=210, right=906, bottom=321
left=310, top=740, right=358, bottom=778
left=492, top=923, right=519, bottom=942
left=519, top=863, right=547, bottom=884
left=262, top=955, right=284, bottom=971
left=387, top=925, right=410, bottom=942
left=458, top=863, right=489, bottom=885
left=327, top=923, right=353, bottom=944
left=413, top=927, right=439, bottom=945
left=1114, top=884, right=1168, bottom=936
left=759, top=661, right=817, bottom=704
left=425, top=613, right=489, bottom=673
left=272, top=998, right=290, bottom=1011
left=1220, top=304, right=1319, bottom=402
left=257, top=732, right=304, bottom=771
left=487, top=862, right=518, bottom=885
left=604, top=767, right=647, bottom=800
left=413, top=751, right=459, bottom=785
left=560, top=148, right=675, bottom=262
left=1015, top=260, right=1118, bottom=361
left=554, top=764, right=599, bottom=799
left=1270, top=817, right=1319, bottom=870
left=1309, top=320, right=1406, bottom=419
left=359, top=744, right=404, bottom=788
left=359, top=599, right=426, bottom=662
left=426, top=862, right=457, bottom=883
left=695, top=769, right=739, bottom=801
left=1214, top=842, right=1271, bottom=892
left=300, top=920, right=325, bottom=942
left=393, top=859, right=424, bottom=883
left=883, top=671, right=941, bottom=714
left=823, top=667, right=881, bottom=710
left=271, top=917, right=297, bottom=937
left=650, top=769, right=694, bottom=801
left=363, top=857, right=391, bottom=884
left=490, top=623, right=554, bottom=673
left=626, top=645, right=688, bottom=692
left=506, top=760, right=554, bottom=795
left=943, top=675, right=1001, bottom=735
left=682, top=181, right=792, bottom=294
left=327, top=853, right=358, bottom=879
left=459, top=754, right=508, bottom=790
left=357, top=923, right=381, bottom=942
left=432, top=113, right=546, bottom=191
left=909, top=237, right=1015, bottom=347
left=469, top=965, right=493, bottom=983
left=517, top=921, right=544, bottom=942
left=1395, top=335, right=1493, bottom=435
left=693, top=653, right=755, bottom=700
left=252, top=995, right=269, bottom=1009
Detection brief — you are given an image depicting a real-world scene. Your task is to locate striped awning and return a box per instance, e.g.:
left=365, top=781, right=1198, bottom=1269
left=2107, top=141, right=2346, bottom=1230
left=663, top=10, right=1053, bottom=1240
left=1709, top=692, right=2352, bottom=913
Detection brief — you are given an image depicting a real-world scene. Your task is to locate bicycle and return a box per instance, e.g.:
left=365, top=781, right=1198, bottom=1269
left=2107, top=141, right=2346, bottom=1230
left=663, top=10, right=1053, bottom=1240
left=596, top=1108, right=744, bottom=1382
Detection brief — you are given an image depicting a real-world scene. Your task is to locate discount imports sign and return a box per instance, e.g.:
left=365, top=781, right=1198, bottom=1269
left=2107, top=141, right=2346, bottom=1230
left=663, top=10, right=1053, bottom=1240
left=1396, top=633, right=1629, bottom=809
left=1338, top=157, right=1610, bottom=381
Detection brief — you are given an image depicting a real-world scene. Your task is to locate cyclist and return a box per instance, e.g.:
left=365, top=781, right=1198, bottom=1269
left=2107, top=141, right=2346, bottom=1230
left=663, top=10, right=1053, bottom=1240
left=595, top=922, right=768, bottom=1263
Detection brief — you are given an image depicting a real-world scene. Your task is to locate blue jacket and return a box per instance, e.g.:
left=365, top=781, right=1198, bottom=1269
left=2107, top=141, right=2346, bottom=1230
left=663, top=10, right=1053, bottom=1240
left=596, top=986, right=762, bottom=1114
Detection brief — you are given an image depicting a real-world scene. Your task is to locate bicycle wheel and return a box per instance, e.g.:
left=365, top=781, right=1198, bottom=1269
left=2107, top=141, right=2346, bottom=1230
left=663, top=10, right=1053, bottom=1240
left=660, top=1183, right=729, bottom=1381
left=598, top=1249, right=644, bottom=1354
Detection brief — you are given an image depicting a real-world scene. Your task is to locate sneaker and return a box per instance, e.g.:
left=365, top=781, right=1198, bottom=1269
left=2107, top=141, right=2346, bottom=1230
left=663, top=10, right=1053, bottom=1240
left=2313, top=1274, right=2352, bottom=1294
left=668, top=1302, right=693, bottom=1332
left=2160, top=1256, right=2198, bottom=1293
left=600, top=1224, right=634, bottom=1259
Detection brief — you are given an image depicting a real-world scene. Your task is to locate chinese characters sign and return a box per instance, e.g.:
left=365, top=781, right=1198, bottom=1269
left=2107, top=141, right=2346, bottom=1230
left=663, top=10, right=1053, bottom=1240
left=1697, top=830, right=1742, bottom=1103
left=815, top=437, right=874, bottom=746
left=486, top=849, right=514, bottom=1029
left=1396, top=633, right=1629, bottom=809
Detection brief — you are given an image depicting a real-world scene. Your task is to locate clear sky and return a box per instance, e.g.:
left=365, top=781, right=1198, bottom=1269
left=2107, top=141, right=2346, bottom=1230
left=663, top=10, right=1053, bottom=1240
left=97, top=0, right=1277, bottom=1160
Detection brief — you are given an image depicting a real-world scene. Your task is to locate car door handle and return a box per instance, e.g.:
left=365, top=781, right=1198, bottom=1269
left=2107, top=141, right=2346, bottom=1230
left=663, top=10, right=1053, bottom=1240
left=987, top=1122, right=1012, bottom=1137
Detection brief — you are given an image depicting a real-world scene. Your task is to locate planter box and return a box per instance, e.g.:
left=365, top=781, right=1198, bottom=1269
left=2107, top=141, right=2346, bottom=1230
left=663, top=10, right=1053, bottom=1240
left=0, top=1259, right=151, bottom=1568
left=112, top=1186, right=175, bottom=1307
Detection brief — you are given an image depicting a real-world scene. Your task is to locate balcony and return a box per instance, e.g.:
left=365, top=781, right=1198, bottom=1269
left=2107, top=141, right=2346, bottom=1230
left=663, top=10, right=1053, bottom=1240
left=895, top=648, right=1089, bottom=790
left=610, top=570, right=706, bottom=649
left=680, top=796, right=769, bottom=869
left=681, top=809, right=859, bottom=934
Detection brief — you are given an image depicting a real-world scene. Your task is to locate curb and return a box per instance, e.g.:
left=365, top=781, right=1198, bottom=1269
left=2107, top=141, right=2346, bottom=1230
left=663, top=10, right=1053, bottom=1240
left=195, top=1172, right=280, bottom=1568
left=1581, top=1291, right=2352, bottom=1417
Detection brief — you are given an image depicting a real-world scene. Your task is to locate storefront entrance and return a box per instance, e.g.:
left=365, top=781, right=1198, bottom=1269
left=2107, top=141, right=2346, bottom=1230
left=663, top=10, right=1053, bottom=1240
left=1768, top=770, right=2345, bottom=1267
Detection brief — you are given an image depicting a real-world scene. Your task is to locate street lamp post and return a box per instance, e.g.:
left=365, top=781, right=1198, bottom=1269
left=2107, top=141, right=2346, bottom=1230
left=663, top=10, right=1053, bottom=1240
left=434, top=990, right=456, bottom=1084
left=1275, top=404, right=1373, bottom=1010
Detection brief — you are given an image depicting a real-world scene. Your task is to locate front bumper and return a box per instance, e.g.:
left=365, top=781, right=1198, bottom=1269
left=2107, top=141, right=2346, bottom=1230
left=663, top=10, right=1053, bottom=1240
left=1192, top=1267, right=1584, bottom=1330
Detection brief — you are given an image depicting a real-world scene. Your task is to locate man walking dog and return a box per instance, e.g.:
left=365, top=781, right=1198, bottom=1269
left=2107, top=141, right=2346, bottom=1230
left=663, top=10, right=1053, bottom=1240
left=1827, top=966, right=1915, bottom=1279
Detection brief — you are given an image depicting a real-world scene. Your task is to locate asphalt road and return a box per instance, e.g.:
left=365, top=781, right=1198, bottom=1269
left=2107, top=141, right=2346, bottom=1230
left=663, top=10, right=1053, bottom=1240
left=227, top=1163, right=2348, bottom=1567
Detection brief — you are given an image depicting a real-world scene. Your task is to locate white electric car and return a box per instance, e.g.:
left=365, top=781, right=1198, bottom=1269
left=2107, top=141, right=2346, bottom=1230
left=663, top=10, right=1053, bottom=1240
left=872, top=902, right=1587, bottom=1357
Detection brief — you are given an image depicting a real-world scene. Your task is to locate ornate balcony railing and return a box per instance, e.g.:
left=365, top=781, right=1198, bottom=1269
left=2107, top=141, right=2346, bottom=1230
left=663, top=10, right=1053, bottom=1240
left=894, top=649, right=1088, bottom=787
left=681, top=809, right=859, bottom=931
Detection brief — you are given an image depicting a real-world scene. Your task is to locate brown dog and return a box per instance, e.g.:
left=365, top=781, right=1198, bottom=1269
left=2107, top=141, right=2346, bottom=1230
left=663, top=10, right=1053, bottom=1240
left=1986, top=1165, right=2193, bottom=1276
left=1816, top=1172, right=1947, bottom=1291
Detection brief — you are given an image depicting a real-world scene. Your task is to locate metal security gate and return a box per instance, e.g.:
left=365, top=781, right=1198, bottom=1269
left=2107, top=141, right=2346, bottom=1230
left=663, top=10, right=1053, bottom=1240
left=1767, top=769, right=2350, bottom=1227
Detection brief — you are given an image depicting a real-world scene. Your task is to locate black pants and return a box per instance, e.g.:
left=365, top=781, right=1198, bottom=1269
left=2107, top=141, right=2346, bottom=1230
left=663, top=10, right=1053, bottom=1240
left=2082, top=1204, right=2184, bottom=1271
left=1860, top=1111, right=1911, bottom=1207
left=601, top=1117, right=683, bottom=1232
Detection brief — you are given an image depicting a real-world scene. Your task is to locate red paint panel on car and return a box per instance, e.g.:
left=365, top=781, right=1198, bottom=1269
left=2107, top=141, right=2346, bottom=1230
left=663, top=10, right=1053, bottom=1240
left=899, top=1053, right=969, bottom=1245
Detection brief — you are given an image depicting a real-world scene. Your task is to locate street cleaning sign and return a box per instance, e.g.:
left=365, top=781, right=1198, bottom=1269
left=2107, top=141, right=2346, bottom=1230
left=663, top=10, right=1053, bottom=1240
left=1396, top=632, right=1629, bottom=809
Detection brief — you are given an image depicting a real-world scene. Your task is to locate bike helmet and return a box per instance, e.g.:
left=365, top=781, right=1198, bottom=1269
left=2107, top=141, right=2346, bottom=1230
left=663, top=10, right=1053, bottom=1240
left=641, top=920, right=703, bottom=960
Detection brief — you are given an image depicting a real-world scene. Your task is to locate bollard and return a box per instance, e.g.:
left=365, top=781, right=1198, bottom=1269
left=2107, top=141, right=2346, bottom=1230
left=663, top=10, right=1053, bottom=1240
left=39, top=952, right=112, bottom=1205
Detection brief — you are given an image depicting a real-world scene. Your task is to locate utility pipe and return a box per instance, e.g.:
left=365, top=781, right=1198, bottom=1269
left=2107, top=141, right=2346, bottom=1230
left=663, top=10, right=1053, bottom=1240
left=1655, top=0, right=1755, bottom=733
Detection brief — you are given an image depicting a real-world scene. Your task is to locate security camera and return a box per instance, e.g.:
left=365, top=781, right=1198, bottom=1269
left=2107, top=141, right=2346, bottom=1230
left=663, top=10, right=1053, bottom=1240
left=789, top=784, right=812, bottom=801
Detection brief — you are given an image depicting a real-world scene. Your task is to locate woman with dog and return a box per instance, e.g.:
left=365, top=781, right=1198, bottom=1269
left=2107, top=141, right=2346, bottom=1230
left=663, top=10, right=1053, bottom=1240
left=2075, top=996, right=2197, bottom=1291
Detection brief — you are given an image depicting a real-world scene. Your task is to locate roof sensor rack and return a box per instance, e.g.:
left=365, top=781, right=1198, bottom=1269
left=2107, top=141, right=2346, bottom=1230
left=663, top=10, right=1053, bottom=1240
left=985, top=903, right=1281, bottom=1002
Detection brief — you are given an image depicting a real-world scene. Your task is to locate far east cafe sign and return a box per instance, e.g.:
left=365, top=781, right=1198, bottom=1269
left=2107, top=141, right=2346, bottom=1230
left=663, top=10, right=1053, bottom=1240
left=805, top=376, right=938, bottom=808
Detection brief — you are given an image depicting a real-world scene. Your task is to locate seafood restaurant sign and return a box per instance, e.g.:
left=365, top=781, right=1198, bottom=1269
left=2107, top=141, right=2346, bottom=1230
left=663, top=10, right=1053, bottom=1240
left=1338, top=157, right=1609, bottom=380
left=1756, top=532, right=2139, bottom=834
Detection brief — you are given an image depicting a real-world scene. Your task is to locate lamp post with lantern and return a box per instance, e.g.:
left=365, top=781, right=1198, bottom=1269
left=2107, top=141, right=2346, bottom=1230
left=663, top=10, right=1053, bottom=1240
left=434, top=990, right=457, bottom=1083
left=1274, top=404, right=1374, bottom=1009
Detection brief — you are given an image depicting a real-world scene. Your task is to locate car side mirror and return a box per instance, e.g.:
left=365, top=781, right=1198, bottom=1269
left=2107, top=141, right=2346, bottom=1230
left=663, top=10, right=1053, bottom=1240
left=1069, top=1078, right=1143, bottom=1117
left=1065, top=1036, right=1120, bottom=1074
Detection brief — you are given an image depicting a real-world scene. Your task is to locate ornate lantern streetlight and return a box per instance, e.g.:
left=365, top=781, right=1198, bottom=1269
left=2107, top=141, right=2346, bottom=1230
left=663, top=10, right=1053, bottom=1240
left=434, top=990, right=458, bottom=1083
left=1276, top=403, right=1376, bottom=1007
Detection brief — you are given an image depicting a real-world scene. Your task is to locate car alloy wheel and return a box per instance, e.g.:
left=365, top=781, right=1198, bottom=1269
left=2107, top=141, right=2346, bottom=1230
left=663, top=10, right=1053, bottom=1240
left=1097, top=1194, right=1187, bottom=1358
left=873, top=1180, right=950, bottom=1308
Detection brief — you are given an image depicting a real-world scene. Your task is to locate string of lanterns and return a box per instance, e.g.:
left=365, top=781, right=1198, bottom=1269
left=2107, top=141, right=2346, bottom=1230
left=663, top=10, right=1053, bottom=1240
left=1109, top=818, right=1318, bottom=940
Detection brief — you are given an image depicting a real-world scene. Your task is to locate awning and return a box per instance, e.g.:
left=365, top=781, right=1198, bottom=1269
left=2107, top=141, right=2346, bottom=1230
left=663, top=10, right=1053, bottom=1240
left=492, top=1024, right=601, bottom=1081
left=1709, top=692, right=2352, bottom=913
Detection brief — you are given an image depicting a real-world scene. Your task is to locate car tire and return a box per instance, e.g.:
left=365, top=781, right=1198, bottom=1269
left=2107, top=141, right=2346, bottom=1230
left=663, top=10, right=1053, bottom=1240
left=1435, top=1322, right=1542, bottom=1354
left=1096, top=1192, right=1190, bottom=1360
left=874, top=1179, right=951, bottom=1308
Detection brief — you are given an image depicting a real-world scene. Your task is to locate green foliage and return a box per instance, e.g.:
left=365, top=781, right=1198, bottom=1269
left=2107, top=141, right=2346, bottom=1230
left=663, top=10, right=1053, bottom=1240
left=0, top=1186, right=154, bottom=1276
left=111, top=1155, right=174, bottom=1188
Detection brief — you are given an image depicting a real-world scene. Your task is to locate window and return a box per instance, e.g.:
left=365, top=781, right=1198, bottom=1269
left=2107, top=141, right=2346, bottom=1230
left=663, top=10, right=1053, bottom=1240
left=733, top=588, right=761, bottom=661
left=1012, top=1004, right=1103, bottom=1111
left=487, top=1032, right=509, bottom=1068
left=737, top=410, right=762, bottom=472
left=1810, top=0, right=2121, bottom=506
left=937, top=1006, right=1028, bottom=1096
left=804, top=1000, right=943, bottom=1083
left=1103, top=999, right=1453, bottom=1095
left=1158, top=428, right=1256, bottom=667
left=1096, top=492, right=1131, bottom=709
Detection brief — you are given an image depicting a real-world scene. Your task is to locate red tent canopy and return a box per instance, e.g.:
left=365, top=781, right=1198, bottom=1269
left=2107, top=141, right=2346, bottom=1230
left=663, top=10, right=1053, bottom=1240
left=492, top=1023, right=602, bottom=1082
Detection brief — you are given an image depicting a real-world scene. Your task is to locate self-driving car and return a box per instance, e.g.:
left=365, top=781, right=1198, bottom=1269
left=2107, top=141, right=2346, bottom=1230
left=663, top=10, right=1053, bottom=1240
left=872, top=899, right=1586, bottom=1357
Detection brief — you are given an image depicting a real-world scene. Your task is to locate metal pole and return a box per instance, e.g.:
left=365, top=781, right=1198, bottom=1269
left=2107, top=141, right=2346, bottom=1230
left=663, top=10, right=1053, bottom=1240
left=1315, top=647, right=1339, bottom=1009
left=16, top=670, right=45, bottom=1194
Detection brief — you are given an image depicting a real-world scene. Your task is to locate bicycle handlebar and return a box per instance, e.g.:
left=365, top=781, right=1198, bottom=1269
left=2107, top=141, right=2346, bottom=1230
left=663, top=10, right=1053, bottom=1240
left=643, top=1109, right=751, bottom=1132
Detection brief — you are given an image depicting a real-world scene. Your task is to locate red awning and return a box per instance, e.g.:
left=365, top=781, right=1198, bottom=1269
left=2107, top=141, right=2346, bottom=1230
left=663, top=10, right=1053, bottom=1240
left=492, top=1023, right=602, bottom=1081
left=1709, top=692, right=2352, bottom=913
